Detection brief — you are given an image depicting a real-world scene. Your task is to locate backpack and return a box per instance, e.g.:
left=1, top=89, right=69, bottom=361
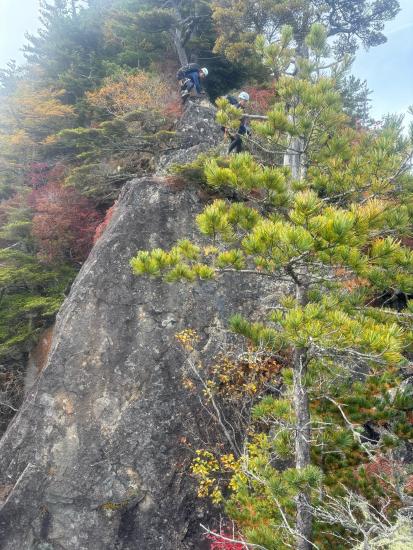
left=176, top=63, right=200, bottom=80
left=226, top=95, right=239, bottom=106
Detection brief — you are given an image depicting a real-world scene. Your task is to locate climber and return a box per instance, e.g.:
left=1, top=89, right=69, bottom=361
left=177, top=64, right=208, bottom=102
left=224, top=91, right=251, bottom=154
left=228, top=115, right=250, bottom=154
left=226, top=91, right=250, bottom=110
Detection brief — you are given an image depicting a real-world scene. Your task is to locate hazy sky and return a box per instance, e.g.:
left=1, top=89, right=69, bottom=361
left=0, top=0, right=40, bottom=66
left=0, top=0, right=412, bottom=120
left=352, top=0, right=413, bottom=119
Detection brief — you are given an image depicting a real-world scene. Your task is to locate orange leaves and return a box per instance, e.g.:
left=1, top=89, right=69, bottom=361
left=334, top=267, right=370, bottom=292
left=175, top=329, right=200, bottom=351
left=210, top=353, right=283, bottom=400
left=11, top=83, right=73, bottom=123
left=0, top=81, right=74, bottom=138
left=86, top=71, right=178, bottom=117
left=0, top=81, right=75, bottom=159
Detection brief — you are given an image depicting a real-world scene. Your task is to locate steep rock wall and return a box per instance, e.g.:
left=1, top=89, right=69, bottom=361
left=0, top=103, right=287, bottom=550
left=0, top=177, right=287, bottom=550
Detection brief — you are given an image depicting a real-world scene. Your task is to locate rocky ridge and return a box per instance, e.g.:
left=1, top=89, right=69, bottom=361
left=0, top=101, right=286, bottom=550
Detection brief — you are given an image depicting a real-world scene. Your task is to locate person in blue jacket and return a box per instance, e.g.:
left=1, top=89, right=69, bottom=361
left=177, top=64, right=208, bottom=101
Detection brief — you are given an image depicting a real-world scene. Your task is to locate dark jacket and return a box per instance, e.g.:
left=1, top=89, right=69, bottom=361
left=225, top=96, right=249, bottom=135
left=226, top=95, right=242, bottom=109
left=185, top=69, right=202, bottom=94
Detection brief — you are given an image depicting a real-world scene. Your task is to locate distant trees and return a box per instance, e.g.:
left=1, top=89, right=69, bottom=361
left=0, top=239, right=75, bottom=430
left=23, top=0, right=112, bottom=101
left=0, top=0, right=200, bottom=391
left=212, top=0, right=400, bottom=65
left=109, top=0, right=215, bottom=66
left=0, top=80, right=75, bottom=155
left=210, top=0, right=390, bottom=123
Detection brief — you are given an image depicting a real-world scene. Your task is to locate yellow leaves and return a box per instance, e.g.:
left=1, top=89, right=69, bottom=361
left=8, top=130, right=33, bottom=147
left=4, top=82, right=74, bottom=125
left=175, top=329, right=199, bottom=351
left=203, top=245, right=219, bottom=256
left=182, top=377, right=195, bottom=390
left=221, top=453, right=239, bottom=470
left=210, top=353, right=283, bottom=401
left=86, top=71, right=173, bottom=116
left=210, top=487, right=223, bottom=504
left=243, top=382, right=258, bottom=394
left=0, top=80, right=75, bottom=152
left=191, top=449, right=242, bottom=504
left=43, top=134, right=59, bottom=145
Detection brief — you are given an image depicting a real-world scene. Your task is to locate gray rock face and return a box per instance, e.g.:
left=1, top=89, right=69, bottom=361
left=0, top=174, right=284, bottom=549
left=157, top=98, right=222, bottom=172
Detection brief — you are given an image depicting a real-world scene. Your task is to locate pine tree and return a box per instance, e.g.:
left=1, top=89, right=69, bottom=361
left=23, top=0, right=113, bottom=101
left=212, top=0, right=400, bottom=67
left=131, top=24, right=413, bottom=549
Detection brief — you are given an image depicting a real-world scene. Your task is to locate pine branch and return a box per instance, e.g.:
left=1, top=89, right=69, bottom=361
left=324, top=397, right=375, bottom=459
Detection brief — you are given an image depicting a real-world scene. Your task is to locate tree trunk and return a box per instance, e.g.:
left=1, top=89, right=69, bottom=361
left=172, top=27, right=189, bottom=66
left=293, top=282, right=312, bottom=550
left=168, top=0, right=189, bottom=66
left=284, top=37, right=308, bottom=180
left=284, top=138, right=303, bottom=180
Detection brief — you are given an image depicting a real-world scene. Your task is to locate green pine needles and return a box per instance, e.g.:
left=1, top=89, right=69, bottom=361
left=131, top=23, right=413, bottom=550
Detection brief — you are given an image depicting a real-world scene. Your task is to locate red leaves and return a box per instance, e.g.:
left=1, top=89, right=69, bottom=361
left=25, top=162, right=66, bottom=189
left=244, top=86, right=274, bottom=115
left=93, top=202, right=117, bottom=244
left=31, top=183, right=102, bottom=263
left=207, top=530, right=245, bottom=549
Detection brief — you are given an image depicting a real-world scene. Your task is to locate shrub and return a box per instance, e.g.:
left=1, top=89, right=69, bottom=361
left=86, top=71, right=179, bottom=118
left=31, top=183, right=102, bottom=263
left=244, top=86, right=274, bottom=114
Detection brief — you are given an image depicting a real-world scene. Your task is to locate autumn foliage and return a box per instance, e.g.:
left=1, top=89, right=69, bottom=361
left=93, top=201, right=117, bottom=243
left=86, top=72, right=178, bottom=117
left=31, top=183, right=102, bottom=263
left=25, top=162, right=66, bottom=189
left=244, top=86, right=274, bottom=114
left=207, top=531, right=245, bottom=549
left=0, top=81, right=75, bottom=147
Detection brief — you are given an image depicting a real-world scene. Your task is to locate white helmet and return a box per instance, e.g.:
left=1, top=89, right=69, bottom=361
left=238, top=91, right=250, bottom=101
left=201, top=67, right=208, bottom=76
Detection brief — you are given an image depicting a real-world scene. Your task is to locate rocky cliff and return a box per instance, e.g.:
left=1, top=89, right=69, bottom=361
left=0, top=102, right=283, bottom=550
